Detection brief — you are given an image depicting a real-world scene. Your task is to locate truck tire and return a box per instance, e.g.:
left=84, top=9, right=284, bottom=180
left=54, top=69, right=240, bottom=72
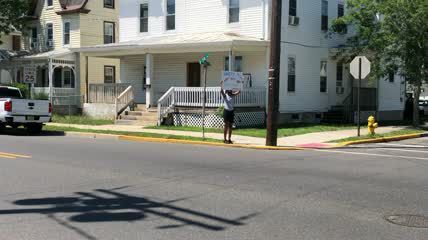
left=0, top=123, right=5, bottom=133
left=27, top=123, right=43, bottom=135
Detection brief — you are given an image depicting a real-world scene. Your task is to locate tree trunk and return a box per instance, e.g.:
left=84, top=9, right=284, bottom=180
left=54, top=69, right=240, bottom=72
left=412, top=83, right=421, bottom=127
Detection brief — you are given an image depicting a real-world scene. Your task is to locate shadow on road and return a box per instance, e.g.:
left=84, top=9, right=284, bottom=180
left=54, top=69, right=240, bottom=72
left=0, top=127, right=65, bottom=137
left=0, top=187, right=256, bottom=240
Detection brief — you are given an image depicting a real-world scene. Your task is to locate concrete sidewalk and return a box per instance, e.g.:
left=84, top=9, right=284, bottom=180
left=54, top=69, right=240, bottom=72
left=47, top=123, right=405, bottom=147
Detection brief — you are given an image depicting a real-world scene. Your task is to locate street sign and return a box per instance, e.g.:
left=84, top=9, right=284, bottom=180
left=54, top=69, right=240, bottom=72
left=23, top=66, right=37, bottom=84
left=222, top=71, right=244, bottom=91
left=350, top=56, right=371, bottom=137
left=350, top=56, right=371, bottom=79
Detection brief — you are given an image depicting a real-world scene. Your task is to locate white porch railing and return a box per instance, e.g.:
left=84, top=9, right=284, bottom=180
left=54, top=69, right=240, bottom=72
left=115, top=86, right=134, bottom=119
left=89, top=83, right=130, bottom=104
left=157, top=87, right=266, bottom=125
left=33, top=87, right=80, bottom=106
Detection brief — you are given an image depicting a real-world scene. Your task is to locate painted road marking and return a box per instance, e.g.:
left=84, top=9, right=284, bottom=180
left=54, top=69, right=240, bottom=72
left=313, top=149, right=428, bottom=161
left=0, top=152, right=31, bottom=159
left=377, top=143, right=428, bottom=148
left=376, top=148, right=428, bottom=154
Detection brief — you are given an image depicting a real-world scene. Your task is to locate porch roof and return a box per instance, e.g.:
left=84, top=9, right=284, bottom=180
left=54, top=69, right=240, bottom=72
left=73, top=32, right=269, bottom=56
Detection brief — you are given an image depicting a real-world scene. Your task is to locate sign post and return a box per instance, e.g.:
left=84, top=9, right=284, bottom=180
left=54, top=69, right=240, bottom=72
left=199, top=54, right=210, bottom=140
left=350, top=56, right=371, bottom=136
left=23, top=66, right=37, bottom=99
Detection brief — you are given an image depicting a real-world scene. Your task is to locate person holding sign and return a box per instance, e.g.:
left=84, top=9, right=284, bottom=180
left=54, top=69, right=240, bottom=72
left=221, top=81, right=240, bottom=144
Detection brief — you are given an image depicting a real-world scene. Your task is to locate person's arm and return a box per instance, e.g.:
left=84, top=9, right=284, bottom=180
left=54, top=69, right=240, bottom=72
left=232, top=90, right=241, bottom=96
left=220, top=81, right=226, bottom=98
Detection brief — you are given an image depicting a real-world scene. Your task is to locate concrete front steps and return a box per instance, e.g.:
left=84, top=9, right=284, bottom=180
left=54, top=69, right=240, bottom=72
left=115, top=106, right=158, bottom=126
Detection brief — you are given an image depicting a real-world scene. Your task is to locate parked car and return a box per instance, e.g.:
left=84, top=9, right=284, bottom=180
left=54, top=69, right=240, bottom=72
left=419, top=99, right=428, bottom=116
left=0, top=86, right=52, bottom=134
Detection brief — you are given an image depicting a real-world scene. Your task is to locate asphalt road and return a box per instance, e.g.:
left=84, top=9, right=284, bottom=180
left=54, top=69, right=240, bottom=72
left=0, top=131, right=427, bottom=240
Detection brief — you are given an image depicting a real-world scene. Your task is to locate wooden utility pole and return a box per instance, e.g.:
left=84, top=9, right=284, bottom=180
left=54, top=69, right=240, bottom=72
left=266, top=0, right=282, bottom=146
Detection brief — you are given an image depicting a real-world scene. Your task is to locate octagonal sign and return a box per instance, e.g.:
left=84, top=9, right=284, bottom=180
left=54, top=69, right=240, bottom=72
left=350, top=56, right=371, bottom=79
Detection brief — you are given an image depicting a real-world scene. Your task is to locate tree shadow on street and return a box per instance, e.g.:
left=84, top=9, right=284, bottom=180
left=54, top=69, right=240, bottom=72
left=0, top=187, right=257, bottom=240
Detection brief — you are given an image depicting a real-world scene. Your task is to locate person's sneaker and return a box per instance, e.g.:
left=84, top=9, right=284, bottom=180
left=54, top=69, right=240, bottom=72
left=223, top=140, right=229, bottom=144
left=227, top=140, right=233, bottom=144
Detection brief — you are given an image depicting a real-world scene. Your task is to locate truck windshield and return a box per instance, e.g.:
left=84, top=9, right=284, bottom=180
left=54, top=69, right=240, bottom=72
left=0, top=88, right=23, bottom=99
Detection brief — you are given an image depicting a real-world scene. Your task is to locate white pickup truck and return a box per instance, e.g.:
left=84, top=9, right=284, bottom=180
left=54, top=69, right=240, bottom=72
left=0, top=86, right=52, bottom=134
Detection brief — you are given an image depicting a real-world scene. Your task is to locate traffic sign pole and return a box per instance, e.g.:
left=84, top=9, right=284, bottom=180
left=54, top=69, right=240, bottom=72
left=357, top=58, right=362, bottom=137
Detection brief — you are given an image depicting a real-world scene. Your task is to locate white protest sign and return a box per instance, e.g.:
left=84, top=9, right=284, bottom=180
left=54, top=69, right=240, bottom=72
left=222, top=71, right=244, bottom=91
left=23, top=66, right=37, bottom=84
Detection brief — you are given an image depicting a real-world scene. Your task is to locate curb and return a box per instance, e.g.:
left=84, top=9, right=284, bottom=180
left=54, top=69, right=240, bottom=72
left=61, top=131, right=303, bottom=151
left=119, top=135, right=303, bottom=151
left=338, top=132, right=428, bottom=147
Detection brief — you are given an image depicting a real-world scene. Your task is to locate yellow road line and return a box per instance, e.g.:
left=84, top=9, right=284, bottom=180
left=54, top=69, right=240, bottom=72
left=0, top=152, right=31, bottom=158
left=0, top=154, right=16, bottom=159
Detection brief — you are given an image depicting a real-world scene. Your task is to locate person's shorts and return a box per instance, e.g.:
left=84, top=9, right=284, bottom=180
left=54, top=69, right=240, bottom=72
left=224, top=110, right=235, bottom=123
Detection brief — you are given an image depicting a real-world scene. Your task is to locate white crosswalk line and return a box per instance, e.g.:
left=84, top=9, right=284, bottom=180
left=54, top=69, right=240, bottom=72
left=312, top=149, right=428, bottom=161
left=377, top=143, right=428, bottom=148
left=376, top=148, right=428, bottom=154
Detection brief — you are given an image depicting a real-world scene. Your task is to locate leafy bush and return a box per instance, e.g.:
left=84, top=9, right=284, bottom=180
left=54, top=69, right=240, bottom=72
left=215, top=106, right=224, bottom=117
left=32, top=91, right=49, bottom=100
left=6, top=83, right=29, bottom=98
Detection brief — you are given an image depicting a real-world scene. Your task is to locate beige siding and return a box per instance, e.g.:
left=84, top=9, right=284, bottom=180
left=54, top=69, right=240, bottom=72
left=80, top=0, right=119, bottom=47
left=0, top=35, right=13, bottom=50
left=25, top=0, right=81, bottom=50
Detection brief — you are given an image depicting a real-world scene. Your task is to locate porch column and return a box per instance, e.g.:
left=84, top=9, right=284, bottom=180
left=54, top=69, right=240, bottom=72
left=48, top=58, right=53, bottom=102
left=146, top=53, right=153, bottom=109
left=228, top=49, right=234, bottom=71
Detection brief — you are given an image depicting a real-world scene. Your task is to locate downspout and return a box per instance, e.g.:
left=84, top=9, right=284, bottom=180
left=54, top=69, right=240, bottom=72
left=262, top=0, right=266, bottom=40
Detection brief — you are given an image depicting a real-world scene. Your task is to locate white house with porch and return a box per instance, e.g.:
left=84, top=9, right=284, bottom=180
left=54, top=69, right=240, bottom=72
left=77, top=0, right=405, bottom=126
left=77, top=0, right=270, bottom=126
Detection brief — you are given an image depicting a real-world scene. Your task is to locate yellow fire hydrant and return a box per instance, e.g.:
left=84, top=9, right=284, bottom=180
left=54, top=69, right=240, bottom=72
left=367, top=115, right=378, bottom=135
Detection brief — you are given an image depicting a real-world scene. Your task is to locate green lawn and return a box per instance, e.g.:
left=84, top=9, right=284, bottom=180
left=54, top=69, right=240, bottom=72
left=44, top=125, right=221, bottom=143
left=330, top=128, right=426, bottom=143
left=52, top=114, right=114, bottom=126
left=146, top=123, right=356, bottom=138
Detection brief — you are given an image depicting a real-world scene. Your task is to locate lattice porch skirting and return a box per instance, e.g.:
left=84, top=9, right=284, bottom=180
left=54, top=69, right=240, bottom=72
left=173, top=111, right=266, bottom=128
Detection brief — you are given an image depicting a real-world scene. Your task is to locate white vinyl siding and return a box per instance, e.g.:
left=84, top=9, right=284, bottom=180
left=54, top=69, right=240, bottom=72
left=120, top=0, right=266, bottom=41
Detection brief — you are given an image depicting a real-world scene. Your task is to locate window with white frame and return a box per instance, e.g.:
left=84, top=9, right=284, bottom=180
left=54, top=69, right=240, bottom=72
left=288, top=56, right=296, bottom=92
left=225, top=56, right=243, bottom=72
left=338, top=1, right=345, bottom=17
left=140, top=4, right=149, bottom=33
left=229, top=0, right=240, bottom=23
left=104, top=0, right=114, bottom=9
left=46, top=23, right=53, bottom=48
left=321, top=0, right=329, bottom=31
left=104, top=21, right=115, bottom=44
left=104, top=66, right=116, bottom=84
left=47, top=0, right=53, bottom=8
left=63, top=22, right=70, bottom=46
left=289, top=0, right=297, bottom=16
left=166, top=0, right=175, bottom=30
left=30, top=27, right=38, bottom=49
left=63, top=68, right=73, bottom=88
left=336, top=63, right=344, bottom=94
left=320, top=61, right=328, bottom=93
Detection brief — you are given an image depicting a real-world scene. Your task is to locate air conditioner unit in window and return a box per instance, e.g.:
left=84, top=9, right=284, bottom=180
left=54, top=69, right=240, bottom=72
left=288, top=16, right=300, bottom=26
left=46, top=40, right=54, bottom=48
left=31, top=38, right=39, bottom=50
left=336, top=86, right=345, bottom=94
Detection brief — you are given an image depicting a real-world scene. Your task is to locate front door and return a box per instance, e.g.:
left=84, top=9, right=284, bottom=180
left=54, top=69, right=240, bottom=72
left=187, top=63, right=201, bottom=87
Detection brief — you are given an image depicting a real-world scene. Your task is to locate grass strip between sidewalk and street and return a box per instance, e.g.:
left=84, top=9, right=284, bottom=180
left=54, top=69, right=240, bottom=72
left=146, top=123, right=356, bottom=138
left=51, top=114, right=115, bottom=126
left=44, top=125, right=222, bottom=143
left=330, top=128, right=426, bottom=143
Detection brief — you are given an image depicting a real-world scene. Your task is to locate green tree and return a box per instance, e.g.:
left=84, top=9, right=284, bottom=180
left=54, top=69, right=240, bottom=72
left=0, top=0, right=31, bottom=43
left=332, top=0, right=428, bottom=126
